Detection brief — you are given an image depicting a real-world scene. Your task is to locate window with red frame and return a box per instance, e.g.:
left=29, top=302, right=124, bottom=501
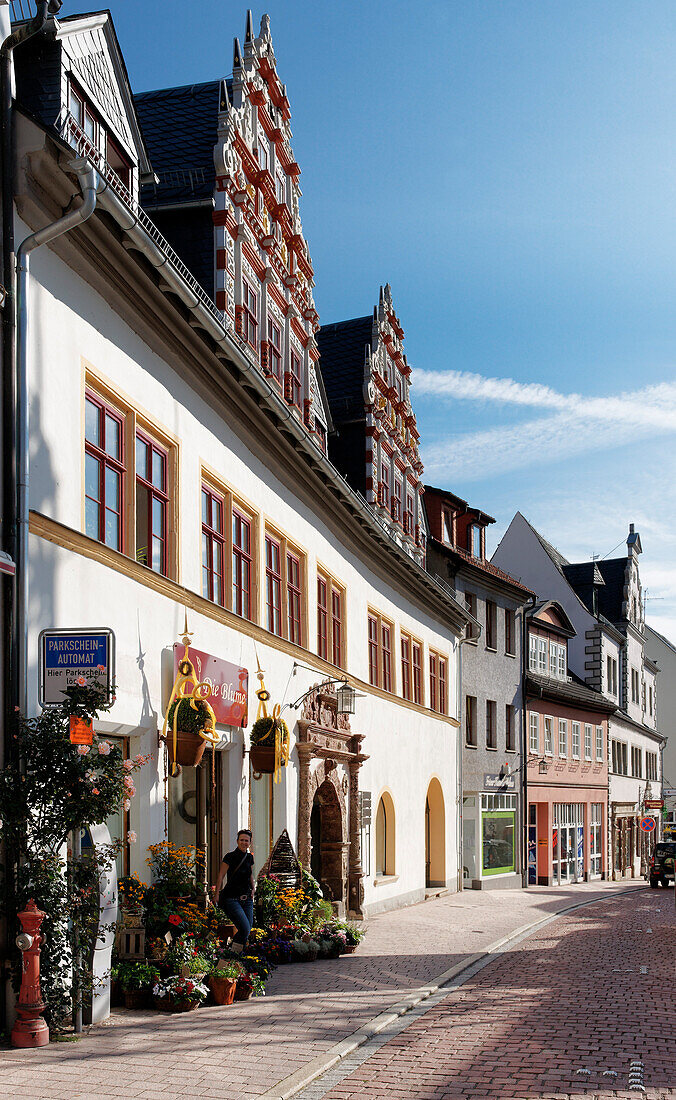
left=268, top=318, right=282, bottom=380
left=401, top=635, right=411, bottom=701
left=289, top=351, right=302, bottom=407
left=85, top=392, right=125, bottom=552
left=393, top=480, right=402, bottom=524
left=242, top=281, right=258, bottom=348
left=405, top=493, right=414, bottom=535
left=429, top=653, right=437, bottom=712
left=331, top=588, right=343, bottom=667
left=201, top=486, right=224, bottom=606
left=135, top=432, right=168, bottom=575
left=317, top=575, right=328, bottom=660
left=380, top=462, right=390, bottom=508
left=287, top=551, right=302, bottom=645
left=265, top=535, right=282, bottom=636
left=412, top=642, right=422, bottom=705
left=368, top=615, right=379, bottom=686
left=232, top=507, right=252, bottom=619
left=439, top=658, right=447, bottom=714
left=382, top=623, right=392, bottom=692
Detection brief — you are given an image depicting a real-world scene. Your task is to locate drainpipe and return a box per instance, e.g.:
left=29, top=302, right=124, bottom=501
left=15, top=157, right=97, bottom=717
left=520, top=595, right=537, bottom=887
left=455, top=605, right=481, bottom=892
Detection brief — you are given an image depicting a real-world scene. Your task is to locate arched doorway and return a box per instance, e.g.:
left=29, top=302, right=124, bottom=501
left=425, top=778, right=446, bottom=888
left=310, top=779, right=344, bottom=903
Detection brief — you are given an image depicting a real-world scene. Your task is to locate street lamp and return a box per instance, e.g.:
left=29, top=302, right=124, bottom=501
left=336, top=683, right=356, bottom=715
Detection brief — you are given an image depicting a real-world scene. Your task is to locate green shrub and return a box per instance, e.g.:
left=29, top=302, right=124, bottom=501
left=167, top=697, right=211, bottom=734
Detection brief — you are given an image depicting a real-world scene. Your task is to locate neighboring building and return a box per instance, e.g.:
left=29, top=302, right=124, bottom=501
left=524, top=601, right=614, bottom=884
left=316, top=284, right=426, bottom=567
left=424, top=486, right=533, bottom=890
left=645, top=625, right=675, bottom=837
left=10, top=8, right=469, bottom=932
left=494, top=515, right=665, bottom=879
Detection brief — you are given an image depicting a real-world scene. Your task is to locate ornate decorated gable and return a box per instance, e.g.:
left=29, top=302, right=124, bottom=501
left=213, top=12, right=330, bottom=450
left=365, top=284, right=425, bottom=566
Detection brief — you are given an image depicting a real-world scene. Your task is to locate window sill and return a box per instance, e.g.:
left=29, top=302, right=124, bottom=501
left=486, top=745, right=498, bottom=751
left=465, top=742, right=478, bottom=750
left=485, top=646, right=497, bottom=654
left=505, top=747, right=517, bottom=754
left=373, top=874, right=399, bottom=887
left=504, top=651, right=516, bottom=659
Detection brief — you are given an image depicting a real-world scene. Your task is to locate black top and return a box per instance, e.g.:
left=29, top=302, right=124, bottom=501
left=220, top=848, right=254, bottom=899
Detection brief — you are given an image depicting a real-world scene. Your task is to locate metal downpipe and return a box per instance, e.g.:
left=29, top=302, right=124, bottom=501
left=15, top=157, right=97, bottom=717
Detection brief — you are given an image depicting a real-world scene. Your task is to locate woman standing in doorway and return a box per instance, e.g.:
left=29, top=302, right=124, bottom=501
left=212, top=829, right=255, bottom=953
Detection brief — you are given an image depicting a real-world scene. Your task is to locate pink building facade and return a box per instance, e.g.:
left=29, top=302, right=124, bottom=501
left=525, top=602, right=615, bottom=885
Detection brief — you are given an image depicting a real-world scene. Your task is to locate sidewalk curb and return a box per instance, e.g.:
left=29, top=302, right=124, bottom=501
left=256, top=884, right=643, bottom=1100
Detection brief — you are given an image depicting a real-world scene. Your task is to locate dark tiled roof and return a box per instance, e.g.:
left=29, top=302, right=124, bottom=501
left=562, top=562, right=605, bottom=588
left=135, top=81, right=224, bottom=205
left=594, top=558, right=627, bottom=624
left=316, top=316, right=373, bottom=423
left=526, top=672, right=616, bottom=714
left=428, top=537, right=534, bottom=598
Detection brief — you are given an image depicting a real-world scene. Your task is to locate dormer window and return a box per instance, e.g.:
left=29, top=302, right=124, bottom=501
left=67, top=78, right=132, bottom=195
left=468, top=524, right=482, bottom=558
left=442, top=510, right=453, bottom=546
left=69, top=84, right=97, bottom=149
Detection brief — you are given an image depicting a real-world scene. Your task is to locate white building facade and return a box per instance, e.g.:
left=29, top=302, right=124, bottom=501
left=10, top=10, right=467, bottom=918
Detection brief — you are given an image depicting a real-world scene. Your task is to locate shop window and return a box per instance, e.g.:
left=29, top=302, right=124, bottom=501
left=201, top=486, right=225, bottom=606
left=481, top=794, right=516, bottom=877
left=486, top=700, right=497, bottom=749
left=466, top=695, right=477, bottom=747
left=590, top=803, right=603, bottom=877
left=317, top=569, right=345, bottom=668
left=375, top=791, right=395, bottom=877
left=135, top=432, right=168, bottom=575
left=85, top=391, right=125, bottom=552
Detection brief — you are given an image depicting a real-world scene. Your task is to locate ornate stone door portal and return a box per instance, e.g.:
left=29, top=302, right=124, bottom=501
left=297, top=682, right=368, bottom=918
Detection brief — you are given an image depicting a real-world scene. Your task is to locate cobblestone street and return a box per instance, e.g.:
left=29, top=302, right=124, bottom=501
left=0, top=881, right=668, bottom=1099
left=298, top=887, right=675, bottom=1100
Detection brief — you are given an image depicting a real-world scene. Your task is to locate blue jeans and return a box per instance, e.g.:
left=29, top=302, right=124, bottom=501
left=222, top=896, right=254, bottom=946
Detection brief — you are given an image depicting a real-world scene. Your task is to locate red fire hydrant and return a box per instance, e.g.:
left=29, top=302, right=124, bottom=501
left=11, top=899, right=49, bottom=1047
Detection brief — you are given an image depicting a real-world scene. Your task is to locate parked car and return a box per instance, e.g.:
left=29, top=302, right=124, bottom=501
left=648, top=841, right=676, bottom=887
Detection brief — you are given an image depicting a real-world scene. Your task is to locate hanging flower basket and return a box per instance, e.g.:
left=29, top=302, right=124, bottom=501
left=250, top=745, right=276, bottom=774
left=165, top=697, right=211, bottom=768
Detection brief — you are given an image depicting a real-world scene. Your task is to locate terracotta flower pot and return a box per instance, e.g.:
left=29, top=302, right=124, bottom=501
left=209, top=975, right=238, bottom=1005
left=250, top=745, right=275, bottom=773
left=166, top=728, right=207, bottom=768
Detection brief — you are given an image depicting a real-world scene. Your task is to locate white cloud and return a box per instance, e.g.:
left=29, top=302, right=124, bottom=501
left=414, top=369, right=676, bottom=431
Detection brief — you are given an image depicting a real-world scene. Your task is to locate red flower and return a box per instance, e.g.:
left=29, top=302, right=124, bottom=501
left=168, top=915, right=182, bottom=926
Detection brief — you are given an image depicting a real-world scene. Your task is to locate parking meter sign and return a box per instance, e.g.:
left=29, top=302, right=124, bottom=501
left=39, top=628, right=115, bottom=707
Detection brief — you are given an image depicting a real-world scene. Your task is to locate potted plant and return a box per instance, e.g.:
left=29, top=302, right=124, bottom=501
left=165, top=696, right=213, bottom=768
left=249, top=716, right=278, bottom=773
left=336, top=921, right=365, bottom=953
left=153, top=974, right=208, bottom=1012
left=208, top=958, right=244, bottom=1005
left=115, top=960, right=160, bottom=1009
left=234, top=971, right=254, bottom=1000
left=167, top=933, right=211, bottom=981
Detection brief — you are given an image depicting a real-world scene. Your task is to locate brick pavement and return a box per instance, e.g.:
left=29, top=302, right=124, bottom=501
left=0, top=879, right=648, bottom=1099
left=300, top=887, right=675, bottom=1100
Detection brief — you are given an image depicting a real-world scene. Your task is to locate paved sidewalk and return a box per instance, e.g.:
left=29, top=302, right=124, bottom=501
left=0, top=879, right=646, bottom=1099
left=298, top=887, right=675, bottom=1100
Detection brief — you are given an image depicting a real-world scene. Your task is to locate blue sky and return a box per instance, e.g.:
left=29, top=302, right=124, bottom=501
left=69, top=1, right=676, bottom=639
